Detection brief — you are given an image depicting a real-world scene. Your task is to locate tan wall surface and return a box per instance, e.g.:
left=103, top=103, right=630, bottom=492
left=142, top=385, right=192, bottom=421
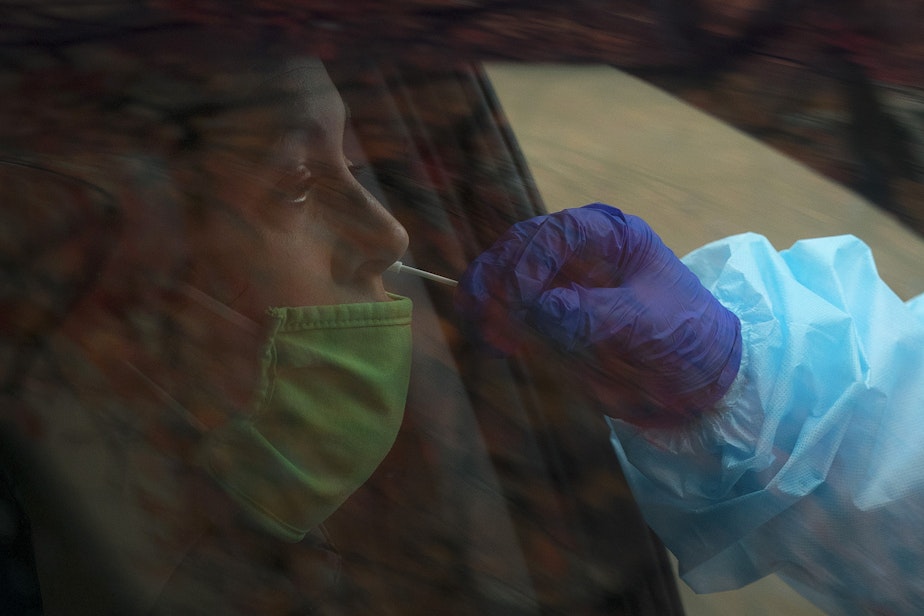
left=486, top=64, right=924, bottom=301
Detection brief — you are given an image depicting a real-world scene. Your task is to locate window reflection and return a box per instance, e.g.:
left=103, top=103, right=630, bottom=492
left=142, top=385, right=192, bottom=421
left=1, top=23, right=678, bottom=616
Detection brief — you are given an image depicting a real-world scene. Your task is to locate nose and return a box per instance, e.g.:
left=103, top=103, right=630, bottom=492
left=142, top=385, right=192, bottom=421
left=328, top=178, right=409, bottom=286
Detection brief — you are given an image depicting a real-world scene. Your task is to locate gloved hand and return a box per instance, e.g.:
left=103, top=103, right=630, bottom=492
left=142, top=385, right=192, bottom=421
left=454, top=203, right=742, bottom=427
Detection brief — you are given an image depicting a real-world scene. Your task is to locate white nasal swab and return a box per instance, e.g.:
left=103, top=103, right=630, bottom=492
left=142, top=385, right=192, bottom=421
left=388, top=261, right=458, bottom=287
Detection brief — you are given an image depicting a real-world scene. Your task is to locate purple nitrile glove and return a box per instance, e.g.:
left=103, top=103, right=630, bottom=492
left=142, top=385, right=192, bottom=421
left=454, top=203, right=742, bottom=427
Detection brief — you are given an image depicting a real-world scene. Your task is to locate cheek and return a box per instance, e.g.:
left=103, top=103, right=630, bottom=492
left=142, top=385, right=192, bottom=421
left=237, top=213, right=347, bottom=311
left=184, top=201, right=269, bottom=315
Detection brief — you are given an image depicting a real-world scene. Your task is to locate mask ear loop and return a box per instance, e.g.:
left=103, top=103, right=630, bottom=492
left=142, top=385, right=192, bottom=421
left=118, top=360, right=209, bottom=435
left=0, top=160, right=120, bottom=396
left=117, top=281, right=265, bottom=435
left=80, top=273, right=262, bottom=439
left=178, top=282, right=263, bottom=333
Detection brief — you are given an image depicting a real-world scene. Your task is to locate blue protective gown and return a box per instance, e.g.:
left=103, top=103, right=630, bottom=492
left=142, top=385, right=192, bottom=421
left=608, top=233, right=924, bottom=616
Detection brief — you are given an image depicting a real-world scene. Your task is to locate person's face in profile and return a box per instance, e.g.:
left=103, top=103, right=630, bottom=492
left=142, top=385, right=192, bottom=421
left=186, top=58, right=409, bottom=322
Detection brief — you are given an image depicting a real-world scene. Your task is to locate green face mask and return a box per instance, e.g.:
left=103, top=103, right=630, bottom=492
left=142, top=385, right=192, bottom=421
left=200, top=294, right=412, bottom=542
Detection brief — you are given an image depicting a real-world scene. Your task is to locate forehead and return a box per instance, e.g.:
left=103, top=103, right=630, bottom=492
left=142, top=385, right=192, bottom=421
left=189, top=57, right=345, bottom=161
left=269, top=60, right=341, bottom=118
left=254, top=59, right=346, bottom=151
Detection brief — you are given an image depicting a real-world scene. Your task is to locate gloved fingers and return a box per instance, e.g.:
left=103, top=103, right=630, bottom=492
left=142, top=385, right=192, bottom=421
left=579, top=204, right=670, bottom=275
left=523, top=287, right=671, bottom=423
left=456, top=204, right=633, bottom=308
left=455, top=204, right=644, bottom=354
left=522, top=285, right=584, bottom=351
left=524, top=285, right=641, bottom=353
left=502, top=204, right=677, bottom=295
left=506, top=204, right=638, bottom=301
left=480, top=212, right=583, bottom=305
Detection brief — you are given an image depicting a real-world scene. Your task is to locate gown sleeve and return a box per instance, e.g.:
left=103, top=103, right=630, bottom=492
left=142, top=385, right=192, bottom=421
left=607, top=232, right=924, bottom=616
